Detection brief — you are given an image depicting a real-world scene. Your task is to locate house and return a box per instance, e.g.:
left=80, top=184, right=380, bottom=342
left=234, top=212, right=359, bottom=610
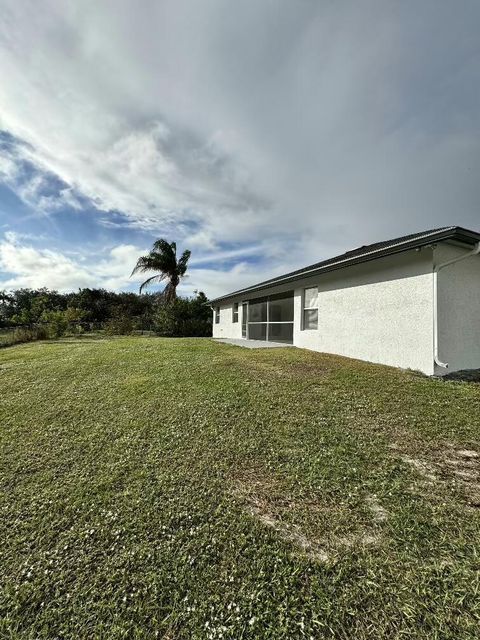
left=210, top=226, right=480, bottom=376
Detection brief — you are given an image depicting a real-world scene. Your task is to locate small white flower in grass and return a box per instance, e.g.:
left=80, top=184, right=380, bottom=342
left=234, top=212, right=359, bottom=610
left=249, top=617, right=256, bottom=626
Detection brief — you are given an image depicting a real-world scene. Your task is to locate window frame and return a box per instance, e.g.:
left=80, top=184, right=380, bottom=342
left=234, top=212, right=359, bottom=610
left=232, top=302, right=239, bottom=323
left=215, top=306, right=220, bottom=324
left=302, top=287, right=318, bottom=330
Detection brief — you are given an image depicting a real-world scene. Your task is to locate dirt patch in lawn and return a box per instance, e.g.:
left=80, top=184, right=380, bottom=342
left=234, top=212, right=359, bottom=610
left=232, top=470, right=387, bottom=562
left=399, top=455, right=438, bottom=482
left=365, top=494, right=389, bottom=523
left=245, top=492, right=330, bottom=563
left=397, top=445, right=480, bottom=507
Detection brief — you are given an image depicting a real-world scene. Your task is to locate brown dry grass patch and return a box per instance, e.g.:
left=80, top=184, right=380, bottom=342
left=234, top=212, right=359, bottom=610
left=231, top=468, right=388, bottom=562
left=398, top=445, right=480, bottom=507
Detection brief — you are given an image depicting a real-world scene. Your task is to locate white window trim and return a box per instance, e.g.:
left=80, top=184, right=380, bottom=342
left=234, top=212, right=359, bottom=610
left=232, top=302, right=239, bottom=323
left=302, top=287, right=318, bottom=330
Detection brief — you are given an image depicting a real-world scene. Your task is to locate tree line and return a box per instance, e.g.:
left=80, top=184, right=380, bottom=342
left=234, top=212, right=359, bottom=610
left=0, top=238, right=213, bottom=344
left=0, top=287, right=212, bottom=337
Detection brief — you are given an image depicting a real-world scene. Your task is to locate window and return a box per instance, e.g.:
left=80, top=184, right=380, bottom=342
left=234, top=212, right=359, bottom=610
left=303, top=287, right=318, bottom=329
left=232, top=302, right=239, bottom=323
left=215, top=307, right=220, bottom=324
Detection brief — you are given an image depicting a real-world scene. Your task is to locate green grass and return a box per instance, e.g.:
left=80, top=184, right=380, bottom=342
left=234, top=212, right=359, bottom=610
left=0, top=337, right=479, bottom=639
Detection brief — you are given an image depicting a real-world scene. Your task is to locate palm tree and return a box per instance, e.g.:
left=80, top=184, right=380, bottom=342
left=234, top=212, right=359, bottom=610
left=131, top=239, right=191, bottom=302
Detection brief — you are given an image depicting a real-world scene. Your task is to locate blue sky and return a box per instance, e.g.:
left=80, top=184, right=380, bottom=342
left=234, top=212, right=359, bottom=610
left=1, top=1, right=479, bottom=297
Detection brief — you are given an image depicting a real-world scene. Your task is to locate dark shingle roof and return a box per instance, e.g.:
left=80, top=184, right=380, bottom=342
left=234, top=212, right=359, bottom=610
left=209, top=226, right=480, bottom=303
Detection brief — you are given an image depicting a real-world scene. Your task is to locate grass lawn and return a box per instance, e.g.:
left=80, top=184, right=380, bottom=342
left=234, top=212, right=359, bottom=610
left=0, top=337, right=479, bottom=639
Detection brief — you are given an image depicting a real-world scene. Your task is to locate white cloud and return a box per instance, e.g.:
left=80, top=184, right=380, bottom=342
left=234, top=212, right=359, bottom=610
left=95, top=244, right=146, bottom=290
left=0, top=233, right=277, bottom=298
left=0, top=233, right=146, bottom=292
left=0, top=152, right=19, bottom=184
left=182, top=263, right=260, bottom=299
left=0, top=233, right=94, bottom=291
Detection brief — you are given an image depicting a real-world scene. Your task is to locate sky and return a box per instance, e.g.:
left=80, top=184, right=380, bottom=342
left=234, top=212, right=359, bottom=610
left=0, top=0, right=479, bottom=298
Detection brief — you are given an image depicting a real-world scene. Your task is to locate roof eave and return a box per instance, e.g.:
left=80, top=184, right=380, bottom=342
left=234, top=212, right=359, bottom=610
left=209, top=226, right=480, bottom=304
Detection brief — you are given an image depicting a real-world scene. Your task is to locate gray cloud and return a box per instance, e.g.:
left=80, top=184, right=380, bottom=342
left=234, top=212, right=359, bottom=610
left=0, top=0, right=479, bottom=292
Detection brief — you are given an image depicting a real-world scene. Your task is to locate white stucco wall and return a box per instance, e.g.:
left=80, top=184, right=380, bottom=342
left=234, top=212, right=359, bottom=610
left=292, top=249, right=435, bottom=374
left=213, top=248, right=437, bottom=374
left=435, top=243, right=480, bottom=374
left=212, top=302, right=243, bottom=339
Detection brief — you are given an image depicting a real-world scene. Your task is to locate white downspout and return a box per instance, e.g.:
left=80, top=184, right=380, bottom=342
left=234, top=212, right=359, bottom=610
left=433, top=241, right=480, bottom=369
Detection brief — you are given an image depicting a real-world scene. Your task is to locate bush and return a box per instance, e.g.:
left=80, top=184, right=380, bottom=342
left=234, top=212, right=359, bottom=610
left=153, top=292, right=211, bottom=337
left=64, top=307, right=87, bottom=324
left=40, top=310, right=69, bottom=339
left=104, top=316, right=134, bottom=336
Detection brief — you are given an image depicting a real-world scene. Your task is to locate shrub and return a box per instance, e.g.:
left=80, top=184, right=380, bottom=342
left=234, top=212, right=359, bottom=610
left=40, top=310, right=69, bottom=338
left=153, top=292, right=211, bottom=337
left=104, top=316, right=134, bottom=336
left=64, top=307, right=87, bottom=323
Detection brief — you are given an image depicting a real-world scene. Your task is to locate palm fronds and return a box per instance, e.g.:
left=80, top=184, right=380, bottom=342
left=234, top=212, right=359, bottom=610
left=131, top=239, right=191, bottom=300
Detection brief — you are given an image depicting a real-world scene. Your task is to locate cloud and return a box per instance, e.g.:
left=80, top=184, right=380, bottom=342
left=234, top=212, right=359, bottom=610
left=0, top=232, right=147, bottom=292
left=0, top=232, right=275, bottom=298
left=182, top=263, right=264, bottom=299
left=0, top=232, right=94, bottom=291
left=0, top=1, right=479, bottom=296
left=0, top=132, right=88, bottom=214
